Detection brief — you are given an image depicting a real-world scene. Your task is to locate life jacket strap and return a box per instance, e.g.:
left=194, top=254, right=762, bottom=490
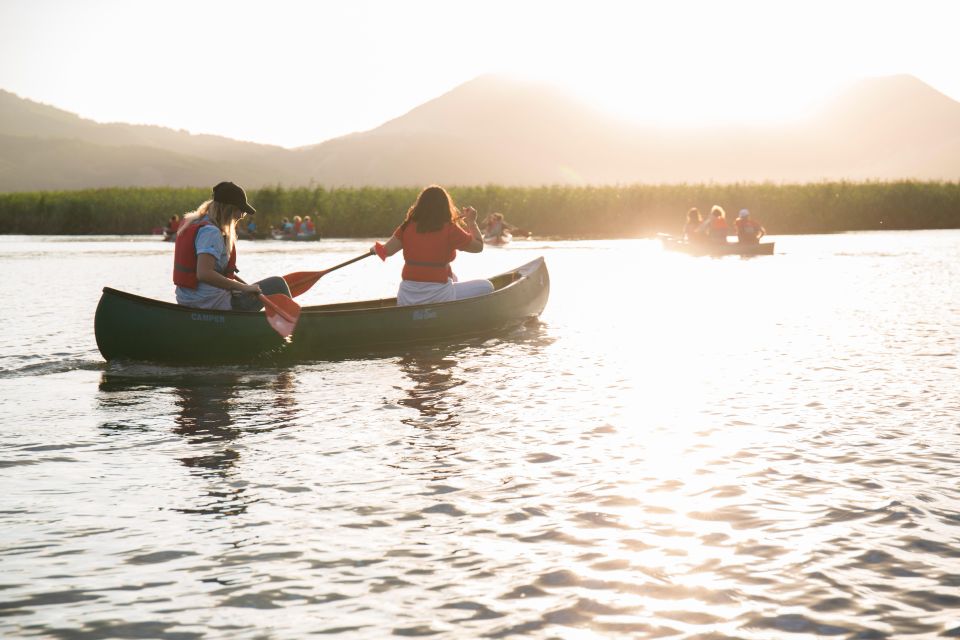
left=405, top=260, right=449, bottom=268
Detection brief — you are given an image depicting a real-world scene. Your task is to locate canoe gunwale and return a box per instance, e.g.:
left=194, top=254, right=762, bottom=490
left=660, top=237, right=775, bottom=257
left=100, top=256, right=544, bottom=318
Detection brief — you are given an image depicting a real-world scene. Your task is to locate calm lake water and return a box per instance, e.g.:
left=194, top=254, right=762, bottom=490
left=1, top=231, right=959, bottom=639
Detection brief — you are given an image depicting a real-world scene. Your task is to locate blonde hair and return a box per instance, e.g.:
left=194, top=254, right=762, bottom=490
left=178, top=200, right=238, bottom=257
left=710, top=205, right=726, bottom=219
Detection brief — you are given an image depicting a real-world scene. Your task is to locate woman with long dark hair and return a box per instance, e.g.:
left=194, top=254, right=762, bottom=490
left=374, top=185, right=493, bottom=306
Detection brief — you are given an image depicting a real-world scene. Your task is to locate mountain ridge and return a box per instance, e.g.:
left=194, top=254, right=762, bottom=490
left=1, top=74, right=958, bottom=192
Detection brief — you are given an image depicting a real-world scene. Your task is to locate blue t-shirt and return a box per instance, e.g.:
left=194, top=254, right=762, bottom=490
left=175, top=219, right=233, bottom=310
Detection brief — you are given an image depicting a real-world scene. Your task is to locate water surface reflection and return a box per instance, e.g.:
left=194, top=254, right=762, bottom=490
left=398, top=353, right=464, bottom=430
left=98, top=367, right=299, bottom=517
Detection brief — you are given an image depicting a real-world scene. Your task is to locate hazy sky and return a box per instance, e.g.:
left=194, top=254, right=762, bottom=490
left=2, top=0, right=958, bottom=148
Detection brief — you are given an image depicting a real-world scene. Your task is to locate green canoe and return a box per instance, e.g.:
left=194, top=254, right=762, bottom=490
left=661, top=236, right=775, bottom=256
left=95, top=257, right=550, bottom=364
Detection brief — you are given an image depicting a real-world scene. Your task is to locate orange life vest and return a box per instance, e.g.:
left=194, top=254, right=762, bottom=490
left=709, top=217, right=728, bottom=237
left=172, top=220, right=237, bottom=289
left=395, top=221, right=472, bottom=283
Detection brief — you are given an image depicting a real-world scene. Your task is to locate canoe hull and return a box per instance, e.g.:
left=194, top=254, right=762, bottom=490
left=661, top=237, right=774, bottom=256
left=484, top=231, right=512, bottom=246
left=270, top=232, right=320, bottom=241
left=95, top=291, right=287, bottom=364
left=289, top=258, right=548, bottom=358
left=95, top=257, right=550, bottom=364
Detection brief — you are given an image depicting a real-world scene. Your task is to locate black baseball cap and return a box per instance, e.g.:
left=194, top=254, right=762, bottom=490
left=212, top=181, right=256, bottom=215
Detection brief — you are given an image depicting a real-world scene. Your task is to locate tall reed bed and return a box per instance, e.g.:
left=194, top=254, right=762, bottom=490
left=0, top=182, right=957, bottom=236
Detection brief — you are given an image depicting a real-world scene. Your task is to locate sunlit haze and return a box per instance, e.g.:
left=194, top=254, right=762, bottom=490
left=1, top=0, right=959, bottom=147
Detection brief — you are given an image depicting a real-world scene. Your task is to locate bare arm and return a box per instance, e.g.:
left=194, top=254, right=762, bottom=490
left=459, top=206, right=484, bottom=253
left=378, top=235, right=403, bottom=257
left=196, top=254, right=261, bottom=294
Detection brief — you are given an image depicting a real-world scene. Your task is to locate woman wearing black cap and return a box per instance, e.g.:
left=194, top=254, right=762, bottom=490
left=172, top=181, right=290, bottom=310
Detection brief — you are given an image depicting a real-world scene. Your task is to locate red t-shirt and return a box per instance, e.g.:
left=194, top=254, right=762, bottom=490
left=393, top=221, right=473, bottom=283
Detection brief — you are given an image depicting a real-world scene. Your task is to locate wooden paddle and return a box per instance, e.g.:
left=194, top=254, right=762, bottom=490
left=283, top=243, right=386, bottom=298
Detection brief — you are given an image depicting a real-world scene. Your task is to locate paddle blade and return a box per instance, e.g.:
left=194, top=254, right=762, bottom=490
left=260, top=294, right=301, bottom=338
left=283, top=271, right=323, bottom=298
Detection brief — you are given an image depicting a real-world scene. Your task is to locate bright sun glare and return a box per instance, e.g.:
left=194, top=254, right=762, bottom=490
left=0, top=0, right=958, bottom=145
left=488, top=1, right=871, bottom=129
left=563, top=76, right=838, bottom=127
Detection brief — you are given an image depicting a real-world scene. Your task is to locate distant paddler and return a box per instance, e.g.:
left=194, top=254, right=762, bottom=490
left=161, top=215, right=180, bottom=241
left=682, top=207, right=704, bottom=243
left=482, top=212, right=525, bottom=243
left=698, top=205, right=730, bottom=243
left=735, top=209, right=766, bottom=244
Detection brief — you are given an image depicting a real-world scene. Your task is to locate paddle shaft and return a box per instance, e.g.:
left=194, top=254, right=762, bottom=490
left=320, top=249, right=375, bottom=276
left=283, top=248, right=379, bottom=298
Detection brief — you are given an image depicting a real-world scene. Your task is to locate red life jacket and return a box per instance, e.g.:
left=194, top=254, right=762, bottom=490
left=396, top=221, right=472, bottom=283
left=172, top=219, right=237, bottom=289
left=709, top=217, right=728, bottom=237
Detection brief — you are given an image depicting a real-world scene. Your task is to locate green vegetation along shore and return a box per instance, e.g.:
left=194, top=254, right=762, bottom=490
left=0, top=181, right=957, bottom=237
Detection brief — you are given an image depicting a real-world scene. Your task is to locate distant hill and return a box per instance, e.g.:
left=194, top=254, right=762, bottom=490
left=1, top=74, right=958, bottom=192
left=0, top=89, right=295, bottom=190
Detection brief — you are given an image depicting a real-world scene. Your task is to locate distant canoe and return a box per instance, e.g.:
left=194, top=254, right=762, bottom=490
left=271, top=231, right=320, bottom=241
left=484, top=231, right=512, bottom=246
left=661, top=236, right=774, bottom=256
left=94, top=257, right=550, bottom=364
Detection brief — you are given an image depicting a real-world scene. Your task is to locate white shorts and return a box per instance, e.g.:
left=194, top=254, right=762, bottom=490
left=397, top=278, right=494, bottom=306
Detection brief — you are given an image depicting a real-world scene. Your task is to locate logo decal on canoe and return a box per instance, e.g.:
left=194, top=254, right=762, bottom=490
left=412, top=309, right=437, bottom=321
left=190, top=312, right=226, bottom=324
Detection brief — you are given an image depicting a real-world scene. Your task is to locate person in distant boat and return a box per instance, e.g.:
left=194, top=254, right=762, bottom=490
left=698, top=205, right=729, bottom=243
left=735, top=209, right=765, bottom=244
left=293, top=215, right=303, bottom=236
left=373, top=184, right=493, bottom=306
left=281, top=217, right=294, bottom=236
left=682, top=207, right=703, bottom=243
left=244, top=218, right=257, bottom=237
left=173, top=181, right=290, bottom=311
left=299, top=215, right=316, bottom=237
left=482, top=212, right=516, bottom=242
left=162, top=215, right=180, bottom=240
